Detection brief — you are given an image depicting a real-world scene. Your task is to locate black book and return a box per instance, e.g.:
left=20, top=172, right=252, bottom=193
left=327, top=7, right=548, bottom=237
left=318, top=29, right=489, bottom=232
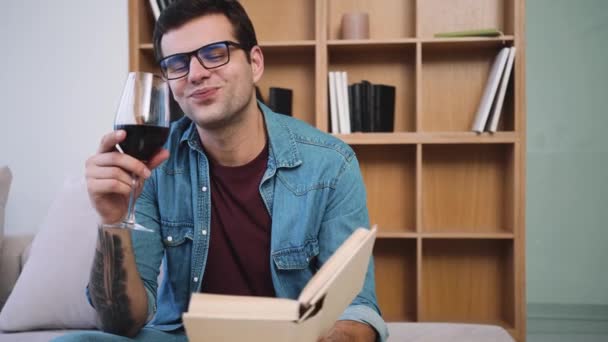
left=349, top=83, right=363, bottom=132
left=268, top=87, right=293, bottom=116
left=372, top=84, right=396, bottom=132
left=360, top=81, right=374, bottom=132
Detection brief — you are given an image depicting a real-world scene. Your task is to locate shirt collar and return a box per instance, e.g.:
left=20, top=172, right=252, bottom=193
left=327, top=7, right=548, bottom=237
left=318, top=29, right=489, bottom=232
left=177, top=101, right=302, bottom=169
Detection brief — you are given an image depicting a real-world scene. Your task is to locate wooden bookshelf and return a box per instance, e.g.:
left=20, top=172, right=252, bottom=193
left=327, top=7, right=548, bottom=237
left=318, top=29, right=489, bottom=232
left=128, top=0, right=526, bottom=340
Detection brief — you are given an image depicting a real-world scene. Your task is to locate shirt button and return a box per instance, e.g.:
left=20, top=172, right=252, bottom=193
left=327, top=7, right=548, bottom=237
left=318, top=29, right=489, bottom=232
left=166, top=236, right=173, bottom=242
left=202, top=229, right=207, bottom=235
left=193, top=277, right=199, bottom=282
left=202, top=186, right=208, bottom=192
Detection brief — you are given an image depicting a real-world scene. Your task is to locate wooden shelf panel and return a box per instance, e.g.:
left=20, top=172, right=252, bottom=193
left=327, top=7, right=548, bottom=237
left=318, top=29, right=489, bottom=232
left=135, top=49, right=160, bottom=74
left=421, top=144, right=515, bottom=233
left=327, top=0, right=415, bottom=40
left=239, top=0, right=315, bottom=41
left=258, top=48, right=315, bottom=125
left=337, top=132, right=517, bottom=145
left=373, top=239, right=417, bottom=322
left=329, top=44, right=416, bottom=132
left=354, top=145, right=416, bottom=234
left=421, top=239, right=515, bottom=327
left=421, top=232, right=514, bottom=239
left=421, top=43, right=516, bottom=132
left=259, top=41, right=316, bottom=48
left=378, top=232, right=514, bottom=239
left=327, top=38, right=417, bottom=48
left=418, top=0, right=516, bottom=38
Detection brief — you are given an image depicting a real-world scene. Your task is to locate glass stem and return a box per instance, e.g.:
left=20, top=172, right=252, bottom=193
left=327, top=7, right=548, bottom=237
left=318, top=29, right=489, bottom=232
left=125, top=173, right=138, bottom=225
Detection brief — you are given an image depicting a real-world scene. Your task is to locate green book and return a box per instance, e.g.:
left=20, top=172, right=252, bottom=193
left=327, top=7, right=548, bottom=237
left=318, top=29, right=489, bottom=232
left=434, top=28, right=503, bottom=38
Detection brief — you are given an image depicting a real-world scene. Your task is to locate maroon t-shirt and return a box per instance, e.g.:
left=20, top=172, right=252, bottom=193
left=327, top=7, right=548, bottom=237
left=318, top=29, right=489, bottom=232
left=200, top=144, right=275, bottom=297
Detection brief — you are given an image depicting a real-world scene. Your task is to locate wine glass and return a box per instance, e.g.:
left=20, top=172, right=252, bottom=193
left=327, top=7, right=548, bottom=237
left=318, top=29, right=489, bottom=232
left=103, top=72, right=171, bottom=232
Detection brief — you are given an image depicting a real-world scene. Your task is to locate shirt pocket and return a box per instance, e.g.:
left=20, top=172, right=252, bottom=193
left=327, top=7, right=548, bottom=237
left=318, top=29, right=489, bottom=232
left=271, top=239, right=319, bottom=297
left=160, top=222, right=194, bottom=289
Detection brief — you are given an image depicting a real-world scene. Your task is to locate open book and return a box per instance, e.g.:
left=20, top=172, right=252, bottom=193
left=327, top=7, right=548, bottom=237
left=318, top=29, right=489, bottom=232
left=183, top=227, right=377, bottom=342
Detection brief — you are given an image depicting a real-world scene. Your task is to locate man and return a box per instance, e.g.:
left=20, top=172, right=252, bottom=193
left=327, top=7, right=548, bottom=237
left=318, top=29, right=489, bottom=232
left=55, top=1, right=387, bottom=341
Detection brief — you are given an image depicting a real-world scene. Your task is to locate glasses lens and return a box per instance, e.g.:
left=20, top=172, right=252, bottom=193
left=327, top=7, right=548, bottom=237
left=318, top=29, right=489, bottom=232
left=161, top=55, right=189, bottom=79
left=198, top=43, right=229, bottom=69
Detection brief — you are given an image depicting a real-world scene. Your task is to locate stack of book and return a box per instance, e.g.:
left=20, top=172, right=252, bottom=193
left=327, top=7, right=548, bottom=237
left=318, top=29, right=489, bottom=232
left=328, top=71, right=395, bottom=134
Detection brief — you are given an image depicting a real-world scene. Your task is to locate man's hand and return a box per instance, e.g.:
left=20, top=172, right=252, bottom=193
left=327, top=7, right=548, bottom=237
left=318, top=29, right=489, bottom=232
left=318, top=320, right=377, bottom=342
left=85, top=130, right=169, bottom=224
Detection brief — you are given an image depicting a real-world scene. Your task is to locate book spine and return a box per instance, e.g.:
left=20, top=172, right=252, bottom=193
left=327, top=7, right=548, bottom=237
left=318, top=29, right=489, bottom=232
left=328, top=72, right=339, bottom=133
left=340, top=72, right=351, bottom=134
left=488, top=47, right=516, bottom=133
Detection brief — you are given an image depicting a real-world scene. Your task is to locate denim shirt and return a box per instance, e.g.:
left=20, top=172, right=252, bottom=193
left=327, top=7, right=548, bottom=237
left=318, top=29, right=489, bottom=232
left=128, top=102, right=388, bottom=341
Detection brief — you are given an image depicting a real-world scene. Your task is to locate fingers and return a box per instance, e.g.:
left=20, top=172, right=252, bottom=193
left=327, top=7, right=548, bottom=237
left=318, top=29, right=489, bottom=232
left=87, top=178, right=133, bottom=197
left=85, top=166, right=134, bottom=189
left=98, top=130, right=126, bottom=154
left=89, top=152, right=151, bottom=180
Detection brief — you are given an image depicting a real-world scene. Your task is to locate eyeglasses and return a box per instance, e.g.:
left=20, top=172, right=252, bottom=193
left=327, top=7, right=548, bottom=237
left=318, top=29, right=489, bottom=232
left=159, top=40, right=244, bottom=80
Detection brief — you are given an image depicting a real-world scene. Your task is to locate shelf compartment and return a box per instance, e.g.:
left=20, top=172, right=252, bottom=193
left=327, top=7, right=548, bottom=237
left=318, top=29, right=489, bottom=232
left=421, top=239, right=515, bottom=328
left=418, top=0, right=515, bottom=38
left=138, top=49, right=161, bottom=75
left=328, top=44, right=416, bottom=133
left=421, top=144, right=514, bottom=233
left=258, top=46, right=315, bottom=125
left=421, top=42, right=515, bottom=132
left=239, top=0, right=315, bottom=41
left=373, top=239, right=417, bottom=322
left=327, top=0, right=415, bottom=40
left=353, top=145, right=416, bottom=233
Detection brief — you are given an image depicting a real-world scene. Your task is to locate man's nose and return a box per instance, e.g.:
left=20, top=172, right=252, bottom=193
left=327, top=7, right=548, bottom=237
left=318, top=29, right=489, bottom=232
left=188, top=55, right=211, bottom=82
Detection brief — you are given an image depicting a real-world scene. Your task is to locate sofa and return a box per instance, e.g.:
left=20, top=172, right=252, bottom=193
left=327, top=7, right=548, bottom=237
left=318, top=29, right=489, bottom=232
left=0, top=166, right=515, bottom=342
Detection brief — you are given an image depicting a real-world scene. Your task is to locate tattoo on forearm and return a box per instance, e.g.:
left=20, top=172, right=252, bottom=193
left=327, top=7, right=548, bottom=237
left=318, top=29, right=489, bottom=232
left=90, top=230, right=135, bottom=334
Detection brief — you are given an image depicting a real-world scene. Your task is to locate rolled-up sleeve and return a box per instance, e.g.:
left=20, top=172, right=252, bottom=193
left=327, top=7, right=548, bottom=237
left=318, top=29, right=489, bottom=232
left=318, top=154, right=389, bottom=342
left=133, top=171, right=165, bottom=322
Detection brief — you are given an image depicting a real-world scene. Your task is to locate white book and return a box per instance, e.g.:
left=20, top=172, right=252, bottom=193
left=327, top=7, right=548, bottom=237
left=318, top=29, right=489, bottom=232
left=488, top=47, right=516, bottom=133
left=334, top=72, right=345, bottom=134
left=148, top=0, right=160, bottom=20
left=339, top=72, right=351, bottom=134
left=328, top=72, right=339, bottom=133
left=471, top=47, right=510, bottom=133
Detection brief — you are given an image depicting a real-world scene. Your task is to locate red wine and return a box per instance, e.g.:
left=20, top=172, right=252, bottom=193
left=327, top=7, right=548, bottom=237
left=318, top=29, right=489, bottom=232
left=115, top=124, right=170, bottom=161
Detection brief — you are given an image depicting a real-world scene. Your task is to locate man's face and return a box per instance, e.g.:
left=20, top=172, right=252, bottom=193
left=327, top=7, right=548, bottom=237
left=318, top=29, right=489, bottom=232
left=160, top=14, right=263, bottom=129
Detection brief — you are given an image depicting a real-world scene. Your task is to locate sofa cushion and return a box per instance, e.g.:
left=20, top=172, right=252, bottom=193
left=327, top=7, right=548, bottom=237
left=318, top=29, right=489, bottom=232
left=0, top=166, right=13, bottom=255
left=0, top=176, right=98, bottom=331
left=386, top=322, right=515, bottom=342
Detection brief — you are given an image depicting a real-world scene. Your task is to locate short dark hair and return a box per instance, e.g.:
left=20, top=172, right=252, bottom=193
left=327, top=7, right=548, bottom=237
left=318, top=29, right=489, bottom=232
left=152, top=0, right=258, bottom=63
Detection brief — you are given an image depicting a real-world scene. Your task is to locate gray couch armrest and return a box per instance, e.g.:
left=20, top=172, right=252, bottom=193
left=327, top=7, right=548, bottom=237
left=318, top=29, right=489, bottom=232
left=0, top=235, right=34, bottom=311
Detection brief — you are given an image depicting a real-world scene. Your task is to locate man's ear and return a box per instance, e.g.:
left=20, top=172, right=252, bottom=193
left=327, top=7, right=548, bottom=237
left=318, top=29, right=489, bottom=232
left=249, top=45, right=264, bottom=83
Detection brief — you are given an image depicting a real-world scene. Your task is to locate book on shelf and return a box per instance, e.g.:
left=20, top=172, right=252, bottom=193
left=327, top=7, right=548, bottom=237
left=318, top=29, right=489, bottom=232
left=268, top=87, right=293, bottom=116
left=434, top=28, right=504, bottom=38
left=148, top=0, right=160, bottom=20
left=149, top=0, right=177, bottom=20
left=348, top=83, right=362, bottom=132
left=488, top=47, right=516, bottom=133
left=358, top=80, right=371, bottom=132
left=471, top=46, right=510, bottom=133
left=328, top=72, right=340, bottom=133
left=372, top=84, right=396, bottom=133
left=338, top=71, right=351, bottom=134
left=183, top=227, right=378, bottom=342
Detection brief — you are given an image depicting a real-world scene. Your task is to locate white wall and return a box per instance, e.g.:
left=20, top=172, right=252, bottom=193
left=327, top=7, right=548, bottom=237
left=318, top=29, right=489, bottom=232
left=0, top=0, right=128, bottom=234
